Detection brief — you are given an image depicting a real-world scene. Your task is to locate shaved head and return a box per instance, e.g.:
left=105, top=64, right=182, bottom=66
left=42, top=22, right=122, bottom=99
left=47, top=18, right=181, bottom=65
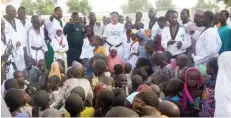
left=71, top=62, right=83, bottom=78
left=5, top=5, right=16, bottom=18
left=160, top=101, right=180, bottom=117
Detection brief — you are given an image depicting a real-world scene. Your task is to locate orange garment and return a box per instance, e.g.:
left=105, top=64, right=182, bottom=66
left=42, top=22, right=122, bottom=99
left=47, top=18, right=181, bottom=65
left=94, top=46, right=107, bottom=56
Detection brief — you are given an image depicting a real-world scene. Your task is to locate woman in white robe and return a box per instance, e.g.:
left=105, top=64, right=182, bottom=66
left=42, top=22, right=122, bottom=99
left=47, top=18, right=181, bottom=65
left=51, top=29, right=69, bottom=70
left=214, top=51, right=231, bottom=117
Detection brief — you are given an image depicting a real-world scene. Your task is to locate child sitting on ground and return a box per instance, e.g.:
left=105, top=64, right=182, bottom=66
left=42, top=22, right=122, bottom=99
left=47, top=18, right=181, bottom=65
left=94, top=89, right=114, bottom=117
left=131, top=75, right=144, bottom=93
left=4, top=88, right=27, bottom=117
left=112, top=64, right=124, bottom=79
left=65, top=93, right=84, bottom=117
left=46, top=75, right=60, bottom=105
left=124, top=63, right=132, bottom=88
left=113, top=88, right=127, bottom=107
left=182, top=67, right=203, bottom=117
left=33, top=90, right=50, bottom=115
left=199, top=57, right=218, bottom=117
left=92, top=35, right=107, bottom=56
left=152, top=52, right=175, bottom=83
left=165, top=78, right=184, bottom=102
left=159, top=100, right=180, bottom=117
left=37, top=59, right=49, bottom=90
left=175, top=54, right=189, bottom=78
left=68, top=87, right=94, bottom=117
left=92, top=59, right=114, bottom=91
left=162, top=51, right=176, bottom=69
left=115, top=74, right=130, bottom=95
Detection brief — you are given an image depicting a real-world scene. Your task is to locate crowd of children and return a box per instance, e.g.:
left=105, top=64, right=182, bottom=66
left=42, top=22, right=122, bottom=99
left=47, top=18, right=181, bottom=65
left=2, top=38, right=231, bottom=117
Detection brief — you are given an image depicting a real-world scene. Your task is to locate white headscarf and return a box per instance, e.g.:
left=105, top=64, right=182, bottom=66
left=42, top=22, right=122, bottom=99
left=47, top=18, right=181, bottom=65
left=214, top=51, right=231, bottom=117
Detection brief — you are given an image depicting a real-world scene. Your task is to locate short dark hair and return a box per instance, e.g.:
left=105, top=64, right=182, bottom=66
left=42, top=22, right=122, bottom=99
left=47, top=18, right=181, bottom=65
left=33, top=90, right=49, bottom=111
left=4, top=88, right=24, bottom=112
left=113, top=88, right=127, bottom=107
left=110, top=11, right=119, bottom=17
left=169, top=9, right=178, bottom=16
left=182, top=8, right=190, bottom=16
left=204, top=11, right=214, bottom=22
left=158, top=16, right=167, bottom=22
left=124, top=63, right=132, bottom=73
left=220, top=10, right=230, bottom=19
left=71, top=86, right=85, bottom=100
left=96, top=89, right=114, bottom=108
left=65, top=93, right=84, bottom=117
left=54, top=7, right=61, bottom=12
left=93, top=59, right=107, bottom=76
left=136, top=12, right=143, bottom=17
left=114, top=64, right=123, bottom=75
left=18, top=6, right=25, bottom=11
left=13, top=71, right=22, bottom=78
left=4, top=79, right=19, bottom=91
left=105, top=106, right=139, bottom=117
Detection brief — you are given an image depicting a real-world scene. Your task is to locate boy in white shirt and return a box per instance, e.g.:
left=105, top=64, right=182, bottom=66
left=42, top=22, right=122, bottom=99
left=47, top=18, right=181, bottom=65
left=161, top=10, right=191, bottom=58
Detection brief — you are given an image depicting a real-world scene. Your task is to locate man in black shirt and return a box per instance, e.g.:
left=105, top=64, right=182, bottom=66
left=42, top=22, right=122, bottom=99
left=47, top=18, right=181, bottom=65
left=64, top=12, right=85, bottom=66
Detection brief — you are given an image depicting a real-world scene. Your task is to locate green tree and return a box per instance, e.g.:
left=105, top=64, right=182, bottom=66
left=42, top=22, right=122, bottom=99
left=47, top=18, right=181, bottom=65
left=34, top=0, right=55, bottom=15
left=155, top=0, right=175, bottom=11
left=66, top=0, right=91, bottom=15
left=192, top=0, right=218, bottom=11
left=121, top=0, right=153, bottom=14
left=224, top=0, right=231, bottom=6
left=20, top=0, right=35, bottom=15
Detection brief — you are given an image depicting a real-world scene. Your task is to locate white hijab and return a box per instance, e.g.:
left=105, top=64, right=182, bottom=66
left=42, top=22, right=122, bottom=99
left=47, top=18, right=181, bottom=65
left=214, top=51, right=231, bottom=117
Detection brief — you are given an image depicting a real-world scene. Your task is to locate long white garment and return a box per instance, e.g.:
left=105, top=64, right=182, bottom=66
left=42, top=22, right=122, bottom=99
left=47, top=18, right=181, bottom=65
left=194, top=27, right=222, bottom=65
left=51, top=35, right=69, bottom=61
left=22, top=19, right=32, bottom=34
left=3, top=18, right=26, bottom=71
left=122, top=36, right=132, bottom=62
left=27, top=27, right=48, bottom=63
left=151, top=22, right=160, bottom=40
left=161, top=25, right=191, bottom=56
left=214, top=51, right=231, bottom=117
left=128, top=41, right=139, bottom=69
left=103, top=23, right=126, bottom=56
left=1, top=34, right=14, bottom=80
left=45, top=18, right=66, bottom=39
left=80, top=37, right=94, bottom=59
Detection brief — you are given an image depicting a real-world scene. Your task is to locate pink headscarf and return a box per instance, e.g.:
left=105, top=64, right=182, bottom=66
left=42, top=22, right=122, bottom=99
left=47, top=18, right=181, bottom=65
left=181, top=67, right=203, bottom=110
left=108, top=47, right=124, bottom=72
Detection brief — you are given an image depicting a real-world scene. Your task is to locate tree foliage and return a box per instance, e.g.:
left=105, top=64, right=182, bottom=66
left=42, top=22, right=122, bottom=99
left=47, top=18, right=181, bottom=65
left=20, top=0, right=55, bottom=15
left=121, top=0, right=153, bottom=14
left=224, top=0, right=231, bottom=6
left=155, top=0, right=175, bottom=11
left=66, top=0, right=91, bottom=15
left=192, top=0, right=218, bottom=11
left=20, top=0, right=35, bottom=15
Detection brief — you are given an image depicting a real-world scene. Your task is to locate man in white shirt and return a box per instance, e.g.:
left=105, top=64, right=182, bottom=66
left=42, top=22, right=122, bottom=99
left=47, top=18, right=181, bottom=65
left=3, top=5, right=26, bottom=71
left=161, top=10, right=191, bottom=58
left=103, top=12, right=126, bottom=56
left=87, top=12, right=103, bottom=37
left=45, top=7, right=66, bottom=39
left=26, top=15, right=48, bottom=63
left=17, top=6, right=31, bottom=34
left=194, top=11, right=222, bottom=65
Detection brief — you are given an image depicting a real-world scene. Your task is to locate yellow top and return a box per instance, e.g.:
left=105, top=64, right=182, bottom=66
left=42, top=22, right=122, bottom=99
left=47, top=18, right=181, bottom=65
left=65, top=107, right=95, bottom=117
left=94, top=46, right=107, bottom=56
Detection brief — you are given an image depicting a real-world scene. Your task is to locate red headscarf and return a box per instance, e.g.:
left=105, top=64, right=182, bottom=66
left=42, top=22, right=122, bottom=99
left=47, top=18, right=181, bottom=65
left=108, top=47, right=124, bottom=72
